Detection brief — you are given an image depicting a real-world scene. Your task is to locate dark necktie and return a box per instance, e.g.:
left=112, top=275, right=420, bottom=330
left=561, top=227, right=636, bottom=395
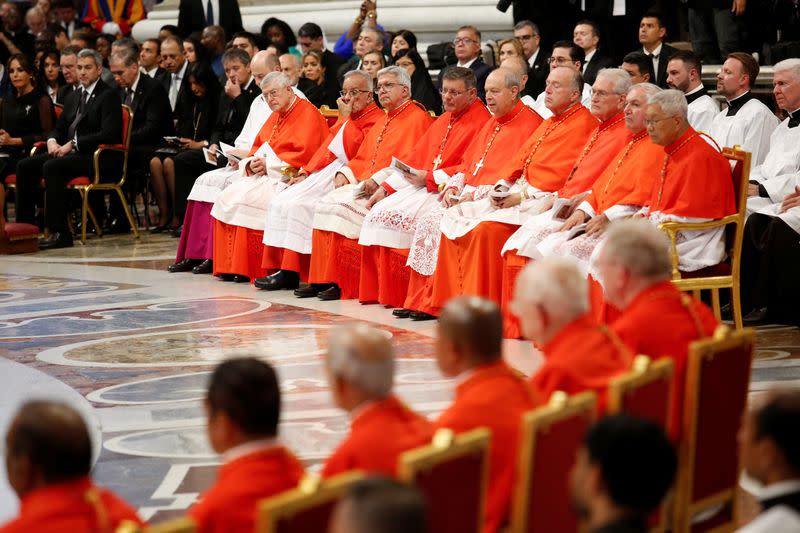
left=124, top=88, right=134, bottom=107
left=788, top=111, right=800, bottom=128
left=206, top=0, right=214, bottom=25
left=67, top=89, right=88, bottom=141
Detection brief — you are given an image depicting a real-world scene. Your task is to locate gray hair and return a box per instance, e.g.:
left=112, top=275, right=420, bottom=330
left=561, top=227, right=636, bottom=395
left=260, top=71, right=292, bottom=90
left=628, top=82, right=662, bottom=98
left=77, top=48, right=103, bottom=68
left=647, top=89, right=688, bottom=119
left=514, top=20, right=539, bottom=34
left=360, top=26, right=385, bottom=47
left=596, top=68, right=632, bottom=95
left=774, top=58, right=800, bottom=82
left=327, top=324, right=394, bottom=399
left=344, top=68, right=374, bottom=92
left=377, top=65, right=411, bottom=90
left=497, top=66, right=522, bottom=90
left=515, top=257, right=589, bottom=319
left=109, top=47, right=138, bottom=68
left=602, top=219, right=672, bottom=282
left=553, top=66, right=583, bottom=93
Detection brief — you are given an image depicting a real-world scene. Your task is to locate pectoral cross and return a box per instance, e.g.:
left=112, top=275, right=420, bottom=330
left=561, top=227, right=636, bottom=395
left=473, top=159, right=485, bottom=175
left=432, top=155, right=443, bottom=169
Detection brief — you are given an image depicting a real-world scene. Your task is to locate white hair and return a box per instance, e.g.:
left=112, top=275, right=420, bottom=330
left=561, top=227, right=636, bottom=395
left=628, top=82, right=662, bottom=98
left=261, top=71, right=292, bottom=90
left=377, top=65, right=411, bottom=90
left=496, top=66, right=522, bottom=90
left=344, top=69, right=374, bottom=92
left=280, top=52, right=302, bottom=68
left=647, top=89, right=688, bottom=120
left=327, top=324, right=394, bottom=399
left=596, top=68, right=632, bottom=95
left=774, top=58, right=800, bottom=82
left=602, top=219, right=672, bottom=282
left=515, top=257, right=589, bottom=320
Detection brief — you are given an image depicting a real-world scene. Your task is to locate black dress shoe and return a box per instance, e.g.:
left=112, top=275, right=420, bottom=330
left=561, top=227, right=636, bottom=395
left=39, top=232, right=73, bottom=250
left=192, top=259, right=213, bottom=274
left=254, top=270, right=299, bottom=291
left=218, top=273, right=236, bottom=281
left=105, top=218, right=131, bottom=235
left=392, top=308, right=412, bottom=318
left=743, top=307, right=769, bottom=326
left=169, top=225, right=183, bottom=238
left=233, top=275, right=250, bottom=283
left=150, top=224, right=170, bottom=234
left=317, top=285, right=341, bottom=301
left=294, top=283, right=333, bottom=298
left=168, top=258, right=200, bottom=273
left=409, top=311, right=436, bottom=321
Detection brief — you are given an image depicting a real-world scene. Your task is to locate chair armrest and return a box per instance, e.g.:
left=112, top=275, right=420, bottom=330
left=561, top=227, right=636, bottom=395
left=97, top=144, right=127, bottom=151
left=30, top=141, right=47, bottom=157
left=91, top=145, right=129, bottom=185
left=658, top=215, right=740, bottom=280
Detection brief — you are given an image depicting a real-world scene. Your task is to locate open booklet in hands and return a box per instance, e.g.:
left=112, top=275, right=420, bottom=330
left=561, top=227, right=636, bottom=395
left=551, top=191, right=590, bottom=221
left=203, top=142, right=242, bottom=166
left=489, top=179, right=515, bottom=200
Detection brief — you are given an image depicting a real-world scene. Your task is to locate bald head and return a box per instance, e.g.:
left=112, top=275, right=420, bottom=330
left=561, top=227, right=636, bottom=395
left=326, top=324, right=394, bottom=399
left=5, top=401, right=92, bottom=498
left=501, top=56, right=529, bottom=83
left=253, top=49, right=280, bottom=73
left=485, top=68, right=522, bottom=116
left=437, top=296, right=503, bottom=366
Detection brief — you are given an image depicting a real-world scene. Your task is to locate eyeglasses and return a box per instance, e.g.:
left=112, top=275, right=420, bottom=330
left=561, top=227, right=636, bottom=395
left=548, top=56, right=572, bottom=65
left=515, top=34, right=537, bottom=41
left=644, top=116, right=674, bottom=127
left=265, top=89, right=283, bottom=98
left=375, top=82, right=402, bottom=92
left=440, top=88, right=466, bottom=97
left=453, top=38, right=477, bottom=46
left=340, top=89, right=372, bottom=98
left=592, top=90, right=616, bottom=98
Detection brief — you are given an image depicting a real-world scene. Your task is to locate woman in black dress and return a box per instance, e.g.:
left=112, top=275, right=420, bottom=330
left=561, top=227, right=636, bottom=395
left=149, top=62, right=220, bottom=231
left=0, top=53, right=55, bottom=183
left=299, top=49, right=339, bottom=109
left=392, top=49, right=441, bottom=113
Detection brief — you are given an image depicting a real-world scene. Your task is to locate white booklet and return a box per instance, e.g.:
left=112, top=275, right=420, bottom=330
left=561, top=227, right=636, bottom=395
left=391, top=157, right=425, bottom=179
left=551, top=191, right=590, bottom=221
left=203, top=146, right=218, bottom=165
left=219, top=142, right=242, bottom=162
left=566, top=223, right=587, bottom=240
left=489, top=179, right=515, bottom=200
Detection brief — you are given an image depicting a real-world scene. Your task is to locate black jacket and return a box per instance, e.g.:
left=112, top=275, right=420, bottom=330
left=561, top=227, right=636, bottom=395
left=121, top=73, right=174, bottom=146
left=652, top=43, right=680, bottom=88
left=583, top=52, right=616, bottom=85
left=157, top=65, right=194, bottom=120
left=177, top=0, right=242, bottom=38
left=525, top=49, right=549, bottom=98
left=56, top=84, right=77, bottom=105
left=209, top=77, right=260, bottom=147
left=51, top=78, right=122, bottom=154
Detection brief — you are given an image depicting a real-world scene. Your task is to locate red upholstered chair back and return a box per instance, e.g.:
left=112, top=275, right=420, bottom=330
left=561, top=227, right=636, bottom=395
left=256, top=472, right=363, bottom=533
left=510, top=391, right=596, bottom=533
left=399, top=428, right=490, bottom=533
left=608, top=356, right=674, bottom=432
left=121, top=104, right=133, bottom=148
left=672, top=326, right=755, bottom=533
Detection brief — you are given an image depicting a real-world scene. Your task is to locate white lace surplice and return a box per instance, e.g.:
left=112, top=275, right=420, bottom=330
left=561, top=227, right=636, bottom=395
left=358, top=185, right=440, bottom=249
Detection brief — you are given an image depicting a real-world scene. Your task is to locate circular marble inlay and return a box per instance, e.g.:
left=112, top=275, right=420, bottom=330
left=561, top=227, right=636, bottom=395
left=38, top=325, right=392, bottom=368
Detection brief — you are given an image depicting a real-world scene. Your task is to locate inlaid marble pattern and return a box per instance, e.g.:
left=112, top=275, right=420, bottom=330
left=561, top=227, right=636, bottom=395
left=0, top=233, right=797, bottom=524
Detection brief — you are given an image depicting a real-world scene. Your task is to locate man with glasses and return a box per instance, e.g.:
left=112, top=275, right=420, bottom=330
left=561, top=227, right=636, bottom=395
left=256, top=70, right=381, bottom=292
left=438, top=25, right=492, bottom=102
left=337, top=26, right=386, bottom=86
left=531, top=40, right=593, bottom=119
left=514, top=20, right=548, bottom=98
left=303, top=66, right=433, bottom=300
left=354, top=67, right=491, bottom=309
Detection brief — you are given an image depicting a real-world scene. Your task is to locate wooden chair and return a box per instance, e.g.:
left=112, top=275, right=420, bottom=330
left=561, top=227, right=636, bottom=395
left=0, top=184, right=38, bottom=253
left=658, top=146, right=752, bottom=329
left=67, top=104, right=139, bottom=244
left=399, top=427, right=491, bottom=533
left=608, top=356, right=675, bottom=533
left=509, top=391, right=597, bottom=533
left=671, top=325, right=755, bottom=533
left=255, top=471, right=364, bottom=533
left=115, top=517, right=195, bottom=533
left=319, top=105, right=339, bottom=127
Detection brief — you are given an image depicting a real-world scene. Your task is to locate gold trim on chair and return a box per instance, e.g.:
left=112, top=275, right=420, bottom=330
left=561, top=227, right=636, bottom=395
left=671, top=325, right=756, bottom=533
left=608, top=355, right=675, bottom=428
left=256, top=471, right=364, bottom=533
left=114, top=517, right=197, bottom=533
left=319, top=105, right=340, bottom=119
left=658, top=146, right=752, bottom=329
left=509, top=390, right=597, bottom=533
left=398, top=427, right=491, bottom=533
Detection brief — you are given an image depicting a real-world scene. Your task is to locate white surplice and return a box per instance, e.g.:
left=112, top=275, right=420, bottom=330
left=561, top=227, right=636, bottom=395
left=707, top=97, right=778, bottom=166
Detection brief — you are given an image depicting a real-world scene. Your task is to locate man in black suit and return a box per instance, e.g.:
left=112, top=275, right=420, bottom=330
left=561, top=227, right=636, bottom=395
left=297, top=22, right=345, bottom=84
left=574, top=20, right=615, bottom=85
left=52, top=0, right=87, bottom=38
left=172, top=48, right=260, bottom=225
left=437, top=26, right=493, bottom=102
left=56, top=45, right=81, bottom=104
left=157, top=36, right=192, bottom=119
left=139, top=38, right=166, bottom=79
left=513, top=20, right=548, bottom=98
left=16, top=49, right=122, bottom=249
left=632, top=12, right=677, bottom=88
left=177, top=0, right=242, bottom=39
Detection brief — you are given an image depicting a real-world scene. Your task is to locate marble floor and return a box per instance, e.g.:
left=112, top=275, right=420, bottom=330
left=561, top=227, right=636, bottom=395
left=0, top=233, right=797, bottom=523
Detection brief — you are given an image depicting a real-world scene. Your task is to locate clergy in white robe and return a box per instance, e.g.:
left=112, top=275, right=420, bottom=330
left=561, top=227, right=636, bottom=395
left=665, top=50, right=718, bottom=133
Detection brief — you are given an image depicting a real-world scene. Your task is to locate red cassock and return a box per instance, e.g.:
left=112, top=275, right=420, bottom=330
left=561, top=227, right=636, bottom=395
left=0, top=477, right=143, bottom=533
left=531, top=313, right=634, bottom=411
left=611, top=281, right=718, bottom=441
left=404, top=101, right=543, bottom=314
left=434, top=361, right=535, bottom=533
left=358, top=99, right=492, bottom=307
left=212, top=98, right=329, bottom=280
left=422, top=105, right=599, bottom=316
left=307, top=101, right=433, bottom=298
left=321, top=395, right=434, bottom=478
left=261, top=103, right=383, bottom=280
left=188, top=445, right=305, bottom=533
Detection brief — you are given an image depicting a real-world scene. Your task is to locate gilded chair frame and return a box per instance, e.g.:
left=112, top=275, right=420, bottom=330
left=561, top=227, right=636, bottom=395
left=398, top=427, right=491, bottom=533
left=509, top=390, right=597, bottom=533
left=256, top=471, right=364, bottom=533
left=671, top=325, right=756, bottom=533
left=114, top=517, right=196, bottom=533
left=319, top=105, right=340, bottom=119
left=69, top=104, right=139, bottom=244
left=658, top=146, right=751, bottom=330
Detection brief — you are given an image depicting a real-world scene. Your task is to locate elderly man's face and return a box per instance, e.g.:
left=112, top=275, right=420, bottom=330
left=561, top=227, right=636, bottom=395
left=454, top=28, right=481, bottom=62
left=160, top=41, right=185, bottom=73
left=27, top=12, right=46, bottom=34
left=340, top=74, right=373, bottom=113
left=645, top=102, right=683, bottom=146
left=60, top=53, right=77, bottom=84
left=484, top=70, right=518, bottom=116
left=376, top=73, right=408, bottom=110
left=109, top=59, right=139, bottom=89
left=590, top=76, right=625, bottom=121
left=624, top=88, right=650, bottom=133
left=773, top=69, right=800, bottom=113
left=279, top=55, right=301, bottom=85
left=544, top=67, right=578, bottom=115
left=355, top=29, right=381, bottom=57
left=264, top=82, right=294, bottom=112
